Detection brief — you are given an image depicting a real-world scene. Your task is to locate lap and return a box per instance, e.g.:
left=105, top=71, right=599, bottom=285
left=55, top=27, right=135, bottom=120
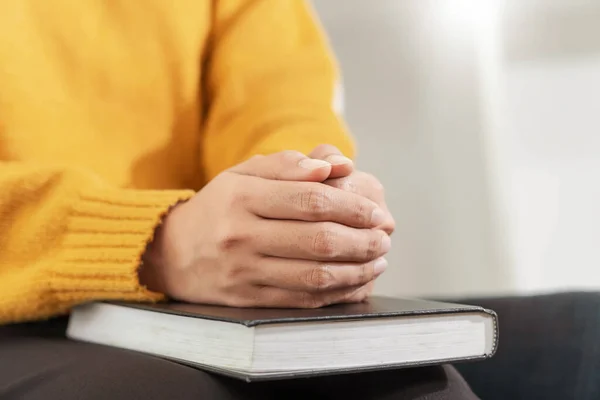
left=0, top=319, right=262, bottom=400
left=453, top=291, right=600, bottom=400
left=0, top=318, right=478, bottom=400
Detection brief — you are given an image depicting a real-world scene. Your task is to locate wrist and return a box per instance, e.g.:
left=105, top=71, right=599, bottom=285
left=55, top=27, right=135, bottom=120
left=138, top=201, right=186, bottom=294
left=139, top=223, right=168, bottom=294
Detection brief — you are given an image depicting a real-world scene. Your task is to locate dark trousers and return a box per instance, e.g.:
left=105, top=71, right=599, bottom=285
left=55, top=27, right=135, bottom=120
left=1, top=292, right=598, bottom=399
left=454, top=291, right=600, bottom=400
left=0, top=319, right=476, bottom=400
left=0, top=320, right=476, bottom=400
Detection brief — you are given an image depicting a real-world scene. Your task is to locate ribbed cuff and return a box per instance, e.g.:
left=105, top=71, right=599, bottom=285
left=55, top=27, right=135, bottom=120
left=48, top=187, right=195, bottom=304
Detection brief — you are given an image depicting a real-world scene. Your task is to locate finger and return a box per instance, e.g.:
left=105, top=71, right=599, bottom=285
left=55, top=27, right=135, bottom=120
left=325, top=173, right=395, bottom=235
left=255, top=220, right=392, bottom=263
left=275, top=283, right=373, bottom=308
left=250, top=257, right=388, bottom=292
left=228, top=283, right=373, bottom=309
left=308, top=144, right=354, bottom=179
left=338, top=281, right=374, bottom=304
left=229, top=151, right=331, bottom=182
left=247, top=180, right=386, bottom=229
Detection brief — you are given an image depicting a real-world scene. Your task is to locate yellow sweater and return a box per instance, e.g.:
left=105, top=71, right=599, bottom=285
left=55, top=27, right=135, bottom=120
left=0, top=0, right=354, bottom=325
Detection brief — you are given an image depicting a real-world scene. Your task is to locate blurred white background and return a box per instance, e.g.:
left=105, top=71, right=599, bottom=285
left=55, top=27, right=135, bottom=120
left=312, top=0, right=600, bottom=298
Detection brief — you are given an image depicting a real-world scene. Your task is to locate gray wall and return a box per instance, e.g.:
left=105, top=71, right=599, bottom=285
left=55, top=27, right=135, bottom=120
left=311, top=1, right=514, bottom=297
left=313, top=0, right=600, bottom=296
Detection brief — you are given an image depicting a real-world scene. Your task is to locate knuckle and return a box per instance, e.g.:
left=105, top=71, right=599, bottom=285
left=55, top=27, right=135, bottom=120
left=347, top=264, right=369, bottom=286
left=358, top=262, right=372, bottom=284
left=222, top=174, right=253, bottom=207
left=344, top=179, right=358, bottom=193
left=363, top=232, right=382, bottom=260
left=216, top=227, right=249, bottom=252
left=312, top=225, right=338, bottom=257
left=300, top=187, right=332, bottom=217
left=312, top=143, right=334, bottom=155
left=351, top=199, right=370, bottom=226
left=229, top=190, right=251, bottom=208
left=327, top=177, right=354, bottom=192
left=217, top=234, right=242, bottom=251
left=224, top=261, right=247, bottom=280
left=278, top=150, right=305, bottom=163
left=307, top=264, right=335, bottom=291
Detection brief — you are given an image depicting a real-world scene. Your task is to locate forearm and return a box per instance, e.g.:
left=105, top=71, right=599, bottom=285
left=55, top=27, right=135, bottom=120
left=201, top=0, right=355, bottom=181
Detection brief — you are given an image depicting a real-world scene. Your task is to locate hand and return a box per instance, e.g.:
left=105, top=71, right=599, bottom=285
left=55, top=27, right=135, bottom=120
left=140, top=151, right=391, bottom=308
left=308, top=144, right=395, bottom=301
left=309, top=144, right=395, bottom=235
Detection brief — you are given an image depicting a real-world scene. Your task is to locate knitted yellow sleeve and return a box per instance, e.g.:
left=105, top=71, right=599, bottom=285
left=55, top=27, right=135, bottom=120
left=0, top=163, right=194, bottom=325
left=201, top=0, right=355, bottom=181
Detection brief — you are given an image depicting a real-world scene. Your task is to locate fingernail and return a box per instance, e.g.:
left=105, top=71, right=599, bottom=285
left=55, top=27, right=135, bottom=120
left=299, top=158, right=331, bottom=170
left=326, top=154, right=353, bottom=166
left=380, top=234, right=392, bottom=253
left=374, top=257, right=388, bottom=275
left=371, top=208, right=386, bottom=226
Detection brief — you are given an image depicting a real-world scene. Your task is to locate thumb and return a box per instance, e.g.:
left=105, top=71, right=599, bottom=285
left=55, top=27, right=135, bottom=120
left=229, top=151, right=332, bottom=182
left=308, top=144, right=354, bottom=179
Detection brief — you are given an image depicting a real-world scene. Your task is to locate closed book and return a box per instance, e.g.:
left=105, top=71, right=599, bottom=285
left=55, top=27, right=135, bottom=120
left=66, top=297, right=498, bottom=382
